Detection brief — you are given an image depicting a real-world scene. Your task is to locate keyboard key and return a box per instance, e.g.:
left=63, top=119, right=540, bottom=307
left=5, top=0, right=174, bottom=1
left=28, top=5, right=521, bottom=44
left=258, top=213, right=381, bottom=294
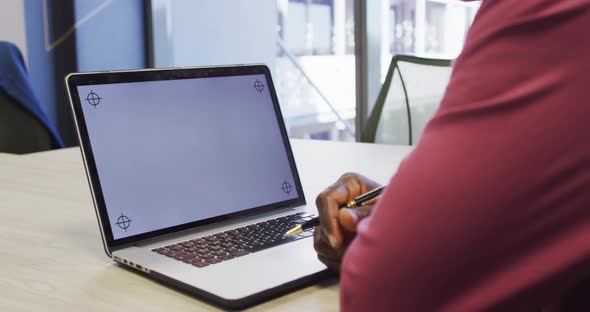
left=192, top=261, right=209, bottom=268
left=230, top=250, right=249, bottom=257
left=183, top=256, right=202, bottom=264
left=196, top=249, right=209, bottom=255
left=205, top=258, right=222, bottom=264
left=200, top=254, right=214, bottom=260
left=174, top=254, right=190, bottom=260
left=208, top=245, right=222, bottom=251
left=177, top=253, right=198, bottom=260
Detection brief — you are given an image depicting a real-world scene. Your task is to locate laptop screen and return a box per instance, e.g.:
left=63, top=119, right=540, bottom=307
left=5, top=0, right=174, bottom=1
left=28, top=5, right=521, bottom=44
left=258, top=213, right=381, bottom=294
left=74, top=71, right=302, bottom=241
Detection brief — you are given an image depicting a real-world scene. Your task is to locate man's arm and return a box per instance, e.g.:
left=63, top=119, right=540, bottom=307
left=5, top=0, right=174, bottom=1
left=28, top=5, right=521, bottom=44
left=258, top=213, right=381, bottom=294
left=340, top=1, right=590, bottom=310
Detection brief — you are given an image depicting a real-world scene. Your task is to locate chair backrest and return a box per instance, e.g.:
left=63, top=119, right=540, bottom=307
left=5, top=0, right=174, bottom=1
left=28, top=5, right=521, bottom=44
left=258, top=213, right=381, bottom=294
left=0, top=41, right=63, bottom=153
left=362, top=55, right=453, bottom=145
left=0, top=90, right=52, bottom=154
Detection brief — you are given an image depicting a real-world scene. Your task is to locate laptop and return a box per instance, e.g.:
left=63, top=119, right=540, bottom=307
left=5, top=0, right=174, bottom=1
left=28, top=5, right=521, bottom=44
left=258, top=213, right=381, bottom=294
left=65, top=65, right=328, bottom=309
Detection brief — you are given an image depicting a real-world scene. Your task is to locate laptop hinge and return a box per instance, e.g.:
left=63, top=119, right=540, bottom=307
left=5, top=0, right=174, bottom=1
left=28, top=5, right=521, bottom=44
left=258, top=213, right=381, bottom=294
left=130, top=206, right=300, bottom=248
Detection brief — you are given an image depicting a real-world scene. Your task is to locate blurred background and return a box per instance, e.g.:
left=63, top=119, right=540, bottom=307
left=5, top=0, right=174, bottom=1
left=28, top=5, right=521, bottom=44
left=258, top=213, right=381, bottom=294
left=0, top=0, right=480, bottom=147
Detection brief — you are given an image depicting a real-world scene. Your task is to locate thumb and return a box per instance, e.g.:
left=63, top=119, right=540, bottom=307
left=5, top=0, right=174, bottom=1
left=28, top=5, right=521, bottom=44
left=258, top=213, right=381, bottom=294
left=339, top=205, right=373, bottom=233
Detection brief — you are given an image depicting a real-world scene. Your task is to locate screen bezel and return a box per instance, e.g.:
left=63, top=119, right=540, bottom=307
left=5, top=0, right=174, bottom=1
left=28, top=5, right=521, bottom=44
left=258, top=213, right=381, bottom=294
left=66, top=65, right=306, bottom=250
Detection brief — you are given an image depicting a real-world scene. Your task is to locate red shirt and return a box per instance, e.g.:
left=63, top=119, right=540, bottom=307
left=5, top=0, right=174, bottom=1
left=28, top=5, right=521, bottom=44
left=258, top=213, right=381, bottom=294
left=341, top=1, right=590, bottom=311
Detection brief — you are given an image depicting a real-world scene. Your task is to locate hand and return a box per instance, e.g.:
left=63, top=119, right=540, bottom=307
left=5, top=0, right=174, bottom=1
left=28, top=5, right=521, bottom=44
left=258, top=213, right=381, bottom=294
left=314, top=173, right=381, bottom=271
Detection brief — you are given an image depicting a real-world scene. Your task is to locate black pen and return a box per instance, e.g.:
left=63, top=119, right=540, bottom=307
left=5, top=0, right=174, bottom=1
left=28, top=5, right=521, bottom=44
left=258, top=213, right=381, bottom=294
left=284, top=185, right=386, bottom=237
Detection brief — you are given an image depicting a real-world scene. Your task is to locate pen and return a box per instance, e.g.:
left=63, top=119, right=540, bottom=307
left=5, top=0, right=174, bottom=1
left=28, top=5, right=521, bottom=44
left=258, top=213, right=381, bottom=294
left=284, top=185, right=386, bottom=237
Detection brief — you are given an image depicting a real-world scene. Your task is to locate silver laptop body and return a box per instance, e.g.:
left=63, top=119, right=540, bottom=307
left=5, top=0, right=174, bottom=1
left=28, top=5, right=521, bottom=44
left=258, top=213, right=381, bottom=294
left=65, top=65, right=328, bottom=309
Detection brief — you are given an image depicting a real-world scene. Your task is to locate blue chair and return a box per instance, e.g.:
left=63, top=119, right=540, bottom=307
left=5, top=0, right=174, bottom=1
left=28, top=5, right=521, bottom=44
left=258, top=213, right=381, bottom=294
left=0, top=41, right=63, bottom=153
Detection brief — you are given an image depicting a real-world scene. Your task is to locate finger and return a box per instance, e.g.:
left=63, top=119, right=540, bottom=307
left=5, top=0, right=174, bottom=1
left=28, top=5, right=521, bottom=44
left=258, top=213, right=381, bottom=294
left=313, top=227, right=342, bottom=261
left=318, top=254, right=342, bottom=272
left=313, top=227, right=329, bottom=254
left=339, top=204, right=374, bottom=232
left=316, top=173, right=379, bottom=248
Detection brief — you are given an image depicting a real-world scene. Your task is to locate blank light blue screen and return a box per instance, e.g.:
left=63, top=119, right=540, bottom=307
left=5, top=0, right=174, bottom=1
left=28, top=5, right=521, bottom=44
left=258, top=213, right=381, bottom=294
left=78, top=74, right=298, bottom=239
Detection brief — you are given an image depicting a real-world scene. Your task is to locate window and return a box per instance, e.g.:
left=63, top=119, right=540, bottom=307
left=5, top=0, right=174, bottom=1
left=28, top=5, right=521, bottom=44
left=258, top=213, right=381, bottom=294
left=151, top=0, right=356, bottom=141
left=389, top=0, right=479, bottom=56
left=380, top=0, right=480, bottom=81
left=150, top=0, right=479, bottom=142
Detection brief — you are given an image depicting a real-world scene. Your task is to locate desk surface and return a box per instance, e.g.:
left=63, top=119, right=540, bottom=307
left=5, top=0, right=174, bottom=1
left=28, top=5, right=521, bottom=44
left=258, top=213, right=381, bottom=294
left=0, top=139, right=411, bottom=311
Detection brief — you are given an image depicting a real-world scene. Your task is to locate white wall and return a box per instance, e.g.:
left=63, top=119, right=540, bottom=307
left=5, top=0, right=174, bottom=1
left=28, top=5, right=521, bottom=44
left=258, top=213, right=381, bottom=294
left=0, top=0, right=27, bottom=60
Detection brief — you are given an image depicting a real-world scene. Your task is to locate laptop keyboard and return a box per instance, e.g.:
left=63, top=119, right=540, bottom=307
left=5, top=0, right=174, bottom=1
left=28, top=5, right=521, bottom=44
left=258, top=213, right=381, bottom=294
left=151, top=212, right=316, bottom=268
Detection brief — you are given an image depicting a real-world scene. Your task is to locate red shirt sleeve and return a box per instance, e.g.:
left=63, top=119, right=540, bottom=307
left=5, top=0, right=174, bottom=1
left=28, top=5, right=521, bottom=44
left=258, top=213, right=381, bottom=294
left=340, top=1, right=590, bottom=311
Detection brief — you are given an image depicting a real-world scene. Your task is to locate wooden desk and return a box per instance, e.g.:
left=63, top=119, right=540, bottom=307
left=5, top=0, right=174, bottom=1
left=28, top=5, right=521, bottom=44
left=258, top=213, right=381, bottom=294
left=0, top=139, right=412, bottom=311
